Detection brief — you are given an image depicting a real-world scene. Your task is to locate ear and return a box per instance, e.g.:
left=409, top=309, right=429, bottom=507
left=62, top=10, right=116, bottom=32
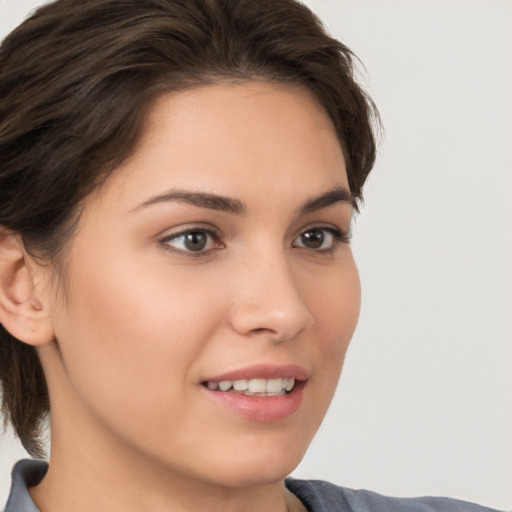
left=0, top=228, right=54, bottom=346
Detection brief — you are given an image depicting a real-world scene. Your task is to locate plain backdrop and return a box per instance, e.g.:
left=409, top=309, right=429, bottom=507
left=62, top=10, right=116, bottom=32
left=0, top=0, right=511, bottom=510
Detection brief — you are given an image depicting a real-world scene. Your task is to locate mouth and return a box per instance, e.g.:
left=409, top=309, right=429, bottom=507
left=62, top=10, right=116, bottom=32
left=200, top=365, right=307, bottom=421
left=202, top=377, right=296, bottom=396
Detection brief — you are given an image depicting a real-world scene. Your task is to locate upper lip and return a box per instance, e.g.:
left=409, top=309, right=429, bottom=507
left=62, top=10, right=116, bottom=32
left=202, top=364, right=308, bottom=383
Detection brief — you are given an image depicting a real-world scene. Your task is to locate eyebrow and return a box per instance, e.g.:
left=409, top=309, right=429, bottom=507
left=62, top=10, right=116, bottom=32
left=133, top=186, right=356, bottom=215
left=299, top=187, right=358, bottom=214
left=134, top=190, right=246, bottom=215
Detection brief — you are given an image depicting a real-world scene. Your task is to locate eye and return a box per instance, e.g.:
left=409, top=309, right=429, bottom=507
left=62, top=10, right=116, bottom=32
left=160, top=228, right=223, bottom=254
left=293, top=227, right=348, bottom=251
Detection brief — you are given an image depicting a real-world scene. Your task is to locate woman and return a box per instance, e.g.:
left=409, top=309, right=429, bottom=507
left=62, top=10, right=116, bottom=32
left=0, top=1, right=501, bottom=511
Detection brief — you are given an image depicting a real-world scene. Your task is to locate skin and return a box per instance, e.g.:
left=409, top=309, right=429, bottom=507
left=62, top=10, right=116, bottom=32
left=2, top=82, right=361, bottom=512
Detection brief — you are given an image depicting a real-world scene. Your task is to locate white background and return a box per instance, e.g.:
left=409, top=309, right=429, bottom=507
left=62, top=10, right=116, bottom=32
left=0, top=0, right=511, bottom=510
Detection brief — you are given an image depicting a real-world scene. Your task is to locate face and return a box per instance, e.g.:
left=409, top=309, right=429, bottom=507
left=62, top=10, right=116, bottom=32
left=40, top=82, right=360, bottom=488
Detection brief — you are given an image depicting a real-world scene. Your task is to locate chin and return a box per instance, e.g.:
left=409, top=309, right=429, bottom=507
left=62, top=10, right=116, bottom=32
left=195, top=434, right=310, bottom=488
left=207, top=460, right=300, bottom=489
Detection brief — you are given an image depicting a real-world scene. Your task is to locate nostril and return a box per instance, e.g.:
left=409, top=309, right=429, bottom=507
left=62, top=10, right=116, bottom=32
left=228, top=290, right=313, bottom=341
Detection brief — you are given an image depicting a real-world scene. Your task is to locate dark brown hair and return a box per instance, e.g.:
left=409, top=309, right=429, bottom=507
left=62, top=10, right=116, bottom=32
left=0, top=0, right=380, bottom=457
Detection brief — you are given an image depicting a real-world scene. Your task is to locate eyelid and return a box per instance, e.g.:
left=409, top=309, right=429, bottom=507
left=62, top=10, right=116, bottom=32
left=292, top=224, right=352, bottom=250
left=159, top=225, right=224, bottom=255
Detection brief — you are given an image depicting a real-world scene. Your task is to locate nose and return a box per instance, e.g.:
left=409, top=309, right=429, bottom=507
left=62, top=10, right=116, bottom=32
left=228, top=251, right=314, bottom=342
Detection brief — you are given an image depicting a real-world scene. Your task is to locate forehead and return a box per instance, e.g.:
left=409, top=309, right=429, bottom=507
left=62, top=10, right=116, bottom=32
left=92, top=81, right=348, bottom=211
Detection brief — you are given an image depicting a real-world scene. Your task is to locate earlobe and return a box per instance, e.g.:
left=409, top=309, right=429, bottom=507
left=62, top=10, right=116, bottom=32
left=0, top=228, right=54, bottom=346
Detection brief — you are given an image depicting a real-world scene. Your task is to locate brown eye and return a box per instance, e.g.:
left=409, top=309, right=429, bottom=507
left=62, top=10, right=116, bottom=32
left=293, top=227, right=346, bottom=251
left=299, top=229, right=325, bottom=249
left=161, top=228, right=223, bottom=254
left=183, top=231, right=208, bottom=251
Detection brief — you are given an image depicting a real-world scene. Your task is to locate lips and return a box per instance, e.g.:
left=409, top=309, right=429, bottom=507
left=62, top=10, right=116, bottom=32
left=201, top=364, right=307, bottom=421
left=202, top=363, right=308, bottom=383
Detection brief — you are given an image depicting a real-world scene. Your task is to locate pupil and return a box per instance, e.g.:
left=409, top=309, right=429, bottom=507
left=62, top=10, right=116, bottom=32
left=185, top=231, right=207, bottom=251
left=302, top=229, right=324, bottom=248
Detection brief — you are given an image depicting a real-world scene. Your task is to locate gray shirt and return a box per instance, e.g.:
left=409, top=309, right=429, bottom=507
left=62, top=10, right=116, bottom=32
left=3, top=459, right=503, bottom=512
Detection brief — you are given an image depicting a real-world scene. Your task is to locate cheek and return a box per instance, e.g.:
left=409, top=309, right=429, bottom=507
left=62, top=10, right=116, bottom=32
left=50, top=250, right=223, bottom=423
left=298, top=254, right=361, bottom=406
left=307, top=254, right=361, bottom=350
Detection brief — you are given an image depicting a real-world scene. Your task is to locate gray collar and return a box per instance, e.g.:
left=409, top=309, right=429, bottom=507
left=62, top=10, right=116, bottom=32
left=4, top=459, right=47, bottom=512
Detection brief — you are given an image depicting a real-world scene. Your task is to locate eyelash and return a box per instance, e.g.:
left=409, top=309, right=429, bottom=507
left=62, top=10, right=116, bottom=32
left=159, top=225, right=351, bottom=256
left=292, top=227, right=351, bottom=252
left=160, top=227, right=223, bottom=255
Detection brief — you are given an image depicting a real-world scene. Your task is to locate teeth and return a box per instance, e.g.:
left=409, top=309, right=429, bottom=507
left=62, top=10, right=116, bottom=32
left=248, top=378, right=266, bottom=393
left=233, top=379, right=248, bottom=391
left=206, top=378, right=296, bottom=395
left=266, top=378, right=283, bottom=393
left=218, top=380, right=233, bottom=391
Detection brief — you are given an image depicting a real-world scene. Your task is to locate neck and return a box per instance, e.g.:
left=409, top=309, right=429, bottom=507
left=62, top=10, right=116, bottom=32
left=31, top=430, right=294, bottom=512
left=31, top=459, right=292, bottom=512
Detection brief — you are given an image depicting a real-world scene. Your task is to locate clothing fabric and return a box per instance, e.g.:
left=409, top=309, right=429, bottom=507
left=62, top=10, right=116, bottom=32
left=285, top=478, right=502, bottom=512
left=3, top=459, right=503, bottom=512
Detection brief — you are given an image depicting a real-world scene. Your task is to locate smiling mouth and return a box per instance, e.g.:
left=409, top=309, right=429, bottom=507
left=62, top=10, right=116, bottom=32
left=202, top=377, right=296, bottom=396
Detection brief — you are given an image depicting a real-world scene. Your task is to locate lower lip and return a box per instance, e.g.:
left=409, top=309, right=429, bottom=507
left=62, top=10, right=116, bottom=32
left=202, top=381, right=306, bottom=422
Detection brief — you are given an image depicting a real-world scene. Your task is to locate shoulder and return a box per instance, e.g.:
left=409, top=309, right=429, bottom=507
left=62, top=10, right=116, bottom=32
left=285, top=478, right=503, bottom=512
left=3, top=459, right=48, bottom=512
